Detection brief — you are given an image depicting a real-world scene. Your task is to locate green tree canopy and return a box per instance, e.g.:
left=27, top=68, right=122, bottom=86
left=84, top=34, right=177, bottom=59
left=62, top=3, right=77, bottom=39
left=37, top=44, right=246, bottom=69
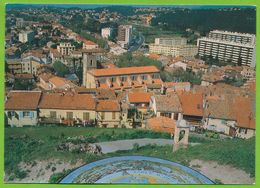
left=53, top=61, right=70, bottom=77
left=115, top=52, right=162, bottom=69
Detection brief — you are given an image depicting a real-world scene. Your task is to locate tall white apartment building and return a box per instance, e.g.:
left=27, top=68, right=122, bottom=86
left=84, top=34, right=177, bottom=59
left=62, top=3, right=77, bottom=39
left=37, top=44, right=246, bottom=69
left=149, top=37, right=198, bottom=59
left=18, top=30, right=34, bottom=43
left=101, top=27, right=112, bottom=38
left=197, top=30, right=256, bottom=67
left=117, top=25, right=133, bottom=49
left=57, top=42, right=75, bottom=56
left=208, top=30, right=256, bottom=45
left=154, top=37, right=187, bottom=46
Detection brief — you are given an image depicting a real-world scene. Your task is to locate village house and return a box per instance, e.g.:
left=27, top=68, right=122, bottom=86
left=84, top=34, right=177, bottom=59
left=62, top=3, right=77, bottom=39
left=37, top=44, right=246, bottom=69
left=167, top=56, right=187, bottom=70
left=232, top=96, right=255, bottom=139
left=15, top=73, right=35, bottom=84
left=38, top=73, right=77, bottom=90
left=5, top=91, right=42, bottom=127
left=96, top=100, right=121, bottom=128
left=201, top=71, right=224, bottom=86
left=203, top=98, right=237, bottom=136
left=85, top=66, right=162, bottom=91
left=6, top=59, right=22, bottom=74
left=82, top=40, right=99, bottom=50
left=21, top=55, right=45, bottom=75
left=163, top=82, right=191, bottom=94
left=150, top=93, right=182, bottom=121
left=240, top=66, right=256, bottom=80
left=38, top=92, right=96, bottom=126
left=177, top=91, right=204, bottom=130
left=145, top=83, right=162, bottom=94
left=186, top=59, right=208, bottom=74
left=127, top=92, right=152, bottom=112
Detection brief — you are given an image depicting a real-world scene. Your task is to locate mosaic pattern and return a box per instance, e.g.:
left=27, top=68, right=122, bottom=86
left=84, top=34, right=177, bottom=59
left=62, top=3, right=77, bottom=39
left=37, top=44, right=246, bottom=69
left=60, top=156, right=214, bottom=184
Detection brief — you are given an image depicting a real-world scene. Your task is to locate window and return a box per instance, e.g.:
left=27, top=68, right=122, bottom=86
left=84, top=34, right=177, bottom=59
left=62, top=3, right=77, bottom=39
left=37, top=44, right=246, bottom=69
left=23, top=111, right=30, bottom=117
left=112, top=112, right=116, bottom=119
left=66, top=112, right=73, bottom=120
left=111, top=77, right=116, bottom=82
left=101, top=112, right=105, bottom=120
left=142, top=75, right=148, bottom=80
left=160, top=112, right=171, bottom=118
left=120, top=76, right=127, bottom=82
left=131, top=75, right=137, bottom=81
left=50, top=111, right=57, bottom=118
left=83, top=112, right=90, bottom=120
left=174, top=113, right=178, bottom=120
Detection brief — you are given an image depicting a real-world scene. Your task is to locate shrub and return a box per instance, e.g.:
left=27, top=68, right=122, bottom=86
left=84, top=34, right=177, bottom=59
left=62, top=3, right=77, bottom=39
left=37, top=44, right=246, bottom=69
left=51, top=167, right=57, bottom=172
left=133, top=143, right=140, bottom=151
left=49, top=169, right=71, bottom=183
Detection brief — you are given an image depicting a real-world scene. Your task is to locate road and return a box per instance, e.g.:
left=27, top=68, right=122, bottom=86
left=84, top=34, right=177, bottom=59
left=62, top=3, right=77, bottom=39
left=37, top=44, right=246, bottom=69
left=92, top=138, right=200, bottom=154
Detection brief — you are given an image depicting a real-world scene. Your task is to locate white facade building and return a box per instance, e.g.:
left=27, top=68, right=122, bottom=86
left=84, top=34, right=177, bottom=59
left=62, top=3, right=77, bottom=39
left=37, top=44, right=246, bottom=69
left=101, top=27, right=112, bottom=39
left=117, top=25, right=133, bottom=49
left=57, top=42, right=75, bottom=56
left=208, top=30, right=256, bottom=45
left=18, top=31, right=34, bottom=43
left=197, top=37, right=256, bottom=67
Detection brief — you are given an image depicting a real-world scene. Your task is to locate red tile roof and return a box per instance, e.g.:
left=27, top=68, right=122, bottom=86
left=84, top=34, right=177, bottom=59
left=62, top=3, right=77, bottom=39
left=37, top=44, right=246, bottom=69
left=232, top=97, right=255, bottom=129
left=90, top=66, right=160, bottom=77
left=5, top=91, right=41, bottom=110
left=38, top=92, right=95, bottom=110
left=128, top=92, right=152, bottom=103
left=83, top=40, right=97, bottom=46
left=177, top=92, right=204, bottom=117
left=96, top=100, right=120, bottom=112
left=147, top=116, right=176, bottom=133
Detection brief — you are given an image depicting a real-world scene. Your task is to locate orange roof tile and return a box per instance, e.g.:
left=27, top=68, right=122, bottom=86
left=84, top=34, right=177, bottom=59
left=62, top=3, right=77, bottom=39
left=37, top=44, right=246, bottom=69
left=90, top=66, right=160, bottom=77
left=232, top=97, right=255, bottom=129
left=148, top=53, right=160, bottom=60
left=39, top=92, right=95, bottom=110
left=96, top=100, right=120, bottom=112
left=49, top=76, right=75, bottom=88
left=147, top=116, right=176, bottom=133
left=83, top=40, right=98, bottom=46
left=177, top=92, right=204, bottom=117
left=5, top=91, right=41, bottom=110
left=128, top=92, right=152, bottom=103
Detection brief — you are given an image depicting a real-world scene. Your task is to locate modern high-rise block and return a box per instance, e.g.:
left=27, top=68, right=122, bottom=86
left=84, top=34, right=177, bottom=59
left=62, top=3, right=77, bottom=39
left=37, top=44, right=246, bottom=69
left=117, top=25, right=132, bottom=49
left=197, top=30, right=256, bottom=67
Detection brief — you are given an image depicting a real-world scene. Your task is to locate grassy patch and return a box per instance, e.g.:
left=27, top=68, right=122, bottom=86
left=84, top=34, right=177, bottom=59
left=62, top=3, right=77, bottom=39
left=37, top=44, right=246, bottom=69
left=5, top=126, right=253, bottom=182
left=107, top=137, right=255, bottom=177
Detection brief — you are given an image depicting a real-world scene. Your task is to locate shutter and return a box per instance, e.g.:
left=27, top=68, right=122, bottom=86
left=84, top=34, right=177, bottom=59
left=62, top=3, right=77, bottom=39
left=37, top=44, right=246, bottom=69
left=19, top=112, right=23, bottom=118
left=31, top=112, right=34, bottom=118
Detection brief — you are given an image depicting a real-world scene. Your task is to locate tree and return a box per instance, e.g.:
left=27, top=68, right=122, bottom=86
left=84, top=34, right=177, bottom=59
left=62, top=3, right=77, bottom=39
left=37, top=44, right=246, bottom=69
left=53, top=61, right=70, bottom=77
left=115, top=53, right=162, bottom=69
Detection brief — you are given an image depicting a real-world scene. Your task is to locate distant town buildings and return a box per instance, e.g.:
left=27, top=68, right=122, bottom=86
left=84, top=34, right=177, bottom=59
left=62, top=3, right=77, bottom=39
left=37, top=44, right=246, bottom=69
left=57, top=42, right=75, bottom=55
left=117, top=25, right=133, bottom=49
left=197, top=30, right=256, bottom=67
left=101, top=27, right=112, bottom=39
left=149, top=37, right=198, bottom=59
left=16, top=18, right=25, bottom=28
left=18, top=30, right=34, bottom=43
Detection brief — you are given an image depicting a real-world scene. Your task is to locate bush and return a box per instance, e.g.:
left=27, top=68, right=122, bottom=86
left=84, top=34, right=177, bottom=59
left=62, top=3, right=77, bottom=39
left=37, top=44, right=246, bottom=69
left=49, top=169, right=71, bottom=183
left=14, top=169, right=28, bottom=179
left=51, top=167, right=57, bottom=172
left=133, top=143, right=140, bottom=151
